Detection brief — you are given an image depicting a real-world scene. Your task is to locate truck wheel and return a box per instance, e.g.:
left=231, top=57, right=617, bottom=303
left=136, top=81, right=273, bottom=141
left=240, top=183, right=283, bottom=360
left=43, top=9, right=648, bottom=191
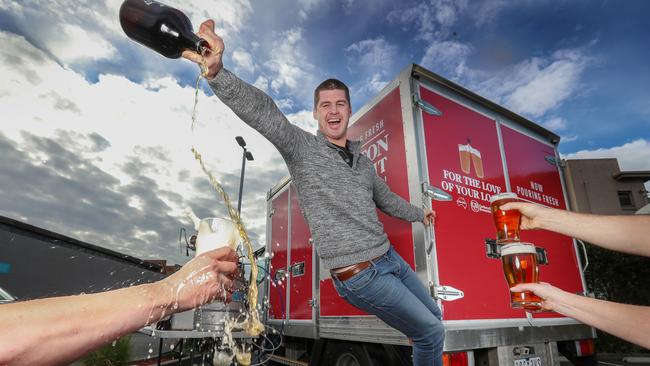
left=329, top=342, right=373, bottom=366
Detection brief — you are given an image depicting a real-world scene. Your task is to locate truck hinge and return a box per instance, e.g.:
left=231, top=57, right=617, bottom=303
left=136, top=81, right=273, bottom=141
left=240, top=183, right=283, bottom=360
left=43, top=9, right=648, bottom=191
left=269, top=208, right=275, bottom=217
left=545, top=155, right=558, bottom=166
left=413, top=95, right=442, bottom=116
left=308, top=298, right=318, bottom=308
left=431, top=284, right=464, bottom=301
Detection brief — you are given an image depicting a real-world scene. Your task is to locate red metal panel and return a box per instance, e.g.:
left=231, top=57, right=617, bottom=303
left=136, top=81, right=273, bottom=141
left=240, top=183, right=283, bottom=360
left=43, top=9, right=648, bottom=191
left=269, top=189, right=289, bottom=320
left=321, top=87, right=414, bottom=317
left=289, top=185, right=313, bottom=320
left=500, top=126, right=585, bottom=319
left=420, top=85, right=522, bottom=320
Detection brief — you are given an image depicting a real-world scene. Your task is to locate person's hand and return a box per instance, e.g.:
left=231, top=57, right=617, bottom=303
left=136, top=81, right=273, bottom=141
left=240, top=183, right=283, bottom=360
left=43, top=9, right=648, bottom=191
left=510, top=282, right=569, bottom=312
left=499, top=201, right=554, bottom=230
left=423, top=208, right=436, bottom=225
left=181, top=19, right=224, bottom=80
left=157, top=247, right=238, bottom=312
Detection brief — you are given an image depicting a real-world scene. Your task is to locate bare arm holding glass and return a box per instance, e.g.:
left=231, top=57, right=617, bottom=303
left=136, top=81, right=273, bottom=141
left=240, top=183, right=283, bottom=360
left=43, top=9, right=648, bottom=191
left=512, top=282, right=650, bottom=349
left=500, top=201, right=650, bottom=257
left=0, top=247, right=238, bottom=366
left=500, top=201, right=650, bottom=349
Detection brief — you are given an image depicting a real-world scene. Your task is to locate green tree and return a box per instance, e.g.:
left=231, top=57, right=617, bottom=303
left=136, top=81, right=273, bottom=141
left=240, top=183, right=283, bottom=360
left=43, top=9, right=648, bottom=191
left=585, top=244, right=650, bottom=353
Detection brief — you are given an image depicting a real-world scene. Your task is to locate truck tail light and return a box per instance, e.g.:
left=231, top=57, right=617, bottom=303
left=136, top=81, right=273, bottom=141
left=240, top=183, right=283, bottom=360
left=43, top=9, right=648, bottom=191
left=575, top=339, right=596, bottom=356
left=443, top=351, right=469, bottom=366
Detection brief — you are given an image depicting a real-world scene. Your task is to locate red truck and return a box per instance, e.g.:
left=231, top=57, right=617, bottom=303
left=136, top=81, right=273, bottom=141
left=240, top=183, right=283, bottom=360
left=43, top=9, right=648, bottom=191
left=262, top=64, right=596, bottom=366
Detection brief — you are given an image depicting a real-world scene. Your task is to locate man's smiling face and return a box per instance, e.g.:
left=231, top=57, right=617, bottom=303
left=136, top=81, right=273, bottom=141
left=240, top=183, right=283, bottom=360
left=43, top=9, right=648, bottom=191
left=314, top=89, right=351, bottom=146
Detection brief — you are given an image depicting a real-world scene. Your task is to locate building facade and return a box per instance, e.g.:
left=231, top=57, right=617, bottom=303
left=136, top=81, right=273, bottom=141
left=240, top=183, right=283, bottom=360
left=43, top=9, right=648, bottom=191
left=562, top=158, right=650, bottom=215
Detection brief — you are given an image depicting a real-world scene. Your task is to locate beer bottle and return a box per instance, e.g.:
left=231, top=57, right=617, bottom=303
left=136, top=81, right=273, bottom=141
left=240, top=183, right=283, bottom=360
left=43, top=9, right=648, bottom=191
left=119, top=0, right=209, bottom=59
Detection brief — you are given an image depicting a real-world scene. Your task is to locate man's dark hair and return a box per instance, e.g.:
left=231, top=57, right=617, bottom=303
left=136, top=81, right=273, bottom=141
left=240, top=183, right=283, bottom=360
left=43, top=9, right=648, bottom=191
left=314, top=79, right=350, bottom=109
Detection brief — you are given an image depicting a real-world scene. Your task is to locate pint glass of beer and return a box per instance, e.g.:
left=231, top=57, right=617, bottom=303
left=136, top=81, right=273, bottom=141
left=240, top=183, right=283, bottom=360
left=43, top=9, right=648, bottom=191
left=458, top=144, right=471, bottom=174
left=470, top=147, right=484, bottom=178
left=490, top=192, right=521, bottom=244
left=195, top=217, right=239, bottom=256
left=501, top=242, right=542, bottom=312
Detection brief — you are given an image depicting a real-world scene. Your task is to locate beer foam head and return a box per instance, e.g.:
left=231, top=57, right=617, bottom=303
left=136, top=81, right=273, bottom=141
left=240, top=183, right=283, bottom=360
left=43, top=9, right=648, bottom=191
left=500, top=242, right=536, bottom=256
left=489, top=192, right=518, bottom=203
left=195, top=217, right=239, bottom=256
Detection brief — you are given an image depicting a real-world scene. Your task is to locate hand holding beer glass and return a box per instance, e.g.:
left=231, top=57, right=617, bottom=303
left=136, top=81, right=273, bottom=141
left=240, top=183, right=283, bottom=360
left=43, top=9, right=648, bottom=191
left=195, top=217, right=239, bottom=256
left=490, top=192, right=521, bottom=244
left=501, top=242, right=542, bottom=312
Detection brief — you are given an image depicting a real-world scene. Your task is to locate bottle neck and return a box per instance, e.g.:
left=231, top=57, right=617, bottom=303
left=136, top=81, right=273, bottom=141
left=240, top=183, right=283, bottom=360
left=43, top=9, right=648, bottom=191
left=195, top=38, right=210, bottom=55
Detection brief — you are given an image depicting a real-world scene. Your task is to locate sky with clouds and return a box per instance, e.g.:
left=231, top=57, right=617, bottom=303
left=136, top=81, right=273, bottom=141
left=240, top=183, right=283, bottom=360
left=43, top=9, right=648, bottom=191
left=1, top=0, right=649, bottom=265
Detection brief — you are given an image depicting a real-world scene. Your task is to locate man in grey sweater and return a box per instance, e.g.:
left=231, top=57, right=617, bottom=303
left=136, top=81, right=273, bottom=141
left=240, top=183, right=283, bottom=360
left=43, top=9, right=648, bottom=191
left=183, top=20, right=445, bottom=365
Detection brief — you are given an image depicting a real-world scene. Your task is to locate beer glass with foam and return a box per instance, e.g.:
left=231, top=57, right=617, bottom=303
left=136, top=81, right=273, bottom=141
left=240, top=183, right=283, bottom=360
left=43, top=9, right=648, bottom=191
left=195, top=217, right=239, bottom=256
left=458, top=144, right=471, bottom=174
left=501, top=242, right=542, bottom=312
left=490, top=192, right=521, bottom=244
left=470, top=147, right=484, bottom=178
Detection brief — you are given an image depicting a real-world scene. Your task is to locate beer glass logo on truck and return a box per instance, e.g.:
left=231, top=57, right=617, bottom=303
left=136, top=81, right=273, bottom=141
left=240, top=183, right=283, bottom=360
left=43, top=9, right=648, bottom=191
left=458, top=139, right=484, bottom=178
left=439, top=138, right=501, bottom=214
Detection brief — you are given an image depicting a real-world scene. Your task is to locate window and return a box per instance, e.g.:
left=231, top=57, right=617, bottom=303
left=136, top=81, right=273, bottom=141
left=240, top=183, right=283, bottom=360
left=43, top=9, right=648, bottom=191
left=618, top=191, right=635, bottom=209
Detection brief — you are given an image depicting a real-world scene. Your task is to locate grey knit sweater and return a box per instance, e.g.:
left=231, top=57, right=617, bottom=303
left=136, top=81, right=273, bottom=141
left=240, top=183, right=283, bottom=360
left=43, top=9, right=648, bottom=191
left=209, top=69, right=424, bottom=270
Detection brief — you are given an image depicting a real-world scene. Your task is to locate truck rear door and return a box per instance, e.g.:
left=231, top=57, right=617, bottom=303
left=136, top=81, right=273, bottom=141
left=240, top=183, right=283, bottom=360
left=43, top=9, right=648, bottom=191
left=418, top=84, right=514, bottom=320
left=500, top=125, right=586, bottom=320
left=418, top=82, right=585, bottom=322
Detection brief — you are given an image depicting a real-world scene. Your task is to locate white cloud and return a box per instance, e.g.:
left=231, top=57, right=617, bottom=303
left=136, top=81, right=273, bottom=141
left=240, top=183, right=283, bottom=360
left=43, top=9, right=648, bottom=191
left=467, top=47, right=591, bottom=119
left=0, top=0, right=253, bottom=67
left=297, top=0, right=323, bottom=20
left=266, top=27, right=315, bottom=101
left=345, top=37, right=398, bottom=73
left=503, top=56, right=586, bottom=118
left=564, top=139, right=650, bottom=171
left=286, top=109, right=318, bottom=134
left=165, top=0, right=253, bottom=36
left=232, top=49, right=255, bottom=75
left=51, top=24, right=117, bottom=63
left=472, top=0, right=508, bottom=26
left=0, top=30, right=282, bottom=262
left=387, top=2, right=436, bottom=40
left=356, top=73, right=389, bottom=96
left=253, top=74, right=269, bottom=93
left=541, top=117, right=568, bottom=132
left=276, top=98, right=295, bottom=111
left=387, top=0, right=467, bottom=41
left=560, top=135, right=578, bottom=143
left=420, top=40, right=472, bottom=79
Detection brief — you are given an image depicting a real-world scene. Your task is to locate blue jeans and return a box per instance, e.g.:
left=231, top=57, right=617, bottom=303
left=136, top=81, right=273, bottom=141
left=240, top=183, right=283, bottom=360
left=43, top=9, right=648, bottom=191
left=332, top=246, right=445, bottom=366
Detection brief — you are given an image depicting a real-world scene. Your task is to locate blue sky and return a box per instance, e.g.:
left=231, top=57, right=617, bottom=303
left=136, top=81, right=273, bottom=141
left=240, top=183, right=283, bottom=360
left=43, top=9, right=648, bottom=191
left=1, top=0, right=648, bottom=265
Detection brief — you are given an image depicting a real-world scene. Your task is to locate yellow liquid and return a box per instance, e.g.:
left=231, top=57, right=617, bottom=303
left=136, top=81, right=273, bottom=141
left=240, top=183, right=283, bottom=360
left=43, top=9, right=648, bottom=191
left=190, top=56, right=264, bottom=352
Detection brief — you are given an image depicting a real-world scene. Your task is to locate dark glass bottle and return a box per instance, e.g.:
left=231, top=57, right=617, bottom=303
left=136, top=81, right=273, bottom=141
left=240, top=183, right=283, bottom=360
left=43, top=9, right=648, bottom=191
left=119, top=0, right=208, bottom=59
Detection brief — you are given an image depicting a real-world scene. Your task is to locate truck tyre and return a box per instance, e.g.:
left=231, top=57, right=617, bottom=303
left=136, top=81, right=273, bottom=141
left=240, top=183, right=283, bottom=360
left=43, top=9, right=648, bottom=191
left=328, top=342, right=374, bottom=366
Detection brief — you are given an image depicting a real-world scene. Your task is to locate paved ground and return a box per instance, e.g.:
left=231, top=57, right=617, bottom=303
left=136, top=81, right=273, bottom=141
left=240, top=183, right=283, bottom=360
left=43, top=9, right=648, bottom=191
left=560, top=355, right=650, bottom=366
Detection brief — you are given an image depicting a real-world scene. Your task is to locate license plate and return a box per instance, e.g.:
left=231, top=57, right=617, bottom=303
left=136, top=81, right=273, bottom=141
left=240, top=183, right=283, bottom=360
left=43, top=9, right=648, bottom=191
left=514, top=357, right=542, bottom=366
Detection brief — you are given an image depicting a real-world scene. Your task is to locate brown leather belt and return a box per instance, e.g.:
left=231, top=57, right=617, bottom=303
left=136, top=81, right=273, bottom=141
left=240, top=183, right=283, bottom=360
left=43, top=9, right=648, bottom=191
left=330, top=257, right=379, bottom=282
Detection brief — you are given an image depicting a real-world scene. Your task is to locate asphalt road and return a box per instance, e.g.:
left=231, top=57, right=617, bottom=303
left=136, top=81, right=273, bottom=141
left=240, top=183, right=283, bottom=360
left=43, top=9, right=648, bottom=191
left=560, top=356, right=650, bottom=366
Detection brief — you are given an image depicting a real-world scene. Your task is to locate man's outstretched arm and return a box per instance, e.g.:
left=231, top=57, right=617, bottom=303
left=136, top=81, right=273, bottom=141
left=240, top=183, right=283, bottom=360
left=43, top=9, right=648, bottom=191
left=182, top=19, right=308, bottom=162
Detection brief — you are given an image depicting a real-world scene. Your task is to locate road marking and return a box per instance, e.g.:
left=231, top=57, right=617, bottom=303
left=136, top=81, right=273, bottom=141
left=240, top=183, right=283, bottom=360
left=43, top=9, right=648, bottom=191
left=599, top=362, right=623, bottom=366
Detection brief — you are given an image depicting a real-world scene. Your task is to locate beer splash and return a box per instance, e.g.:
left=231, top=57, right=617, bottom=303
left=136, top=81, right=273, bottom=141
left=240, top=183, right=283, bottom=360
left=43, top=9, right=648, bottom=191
left=189, top=53, right=264, bottom=358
